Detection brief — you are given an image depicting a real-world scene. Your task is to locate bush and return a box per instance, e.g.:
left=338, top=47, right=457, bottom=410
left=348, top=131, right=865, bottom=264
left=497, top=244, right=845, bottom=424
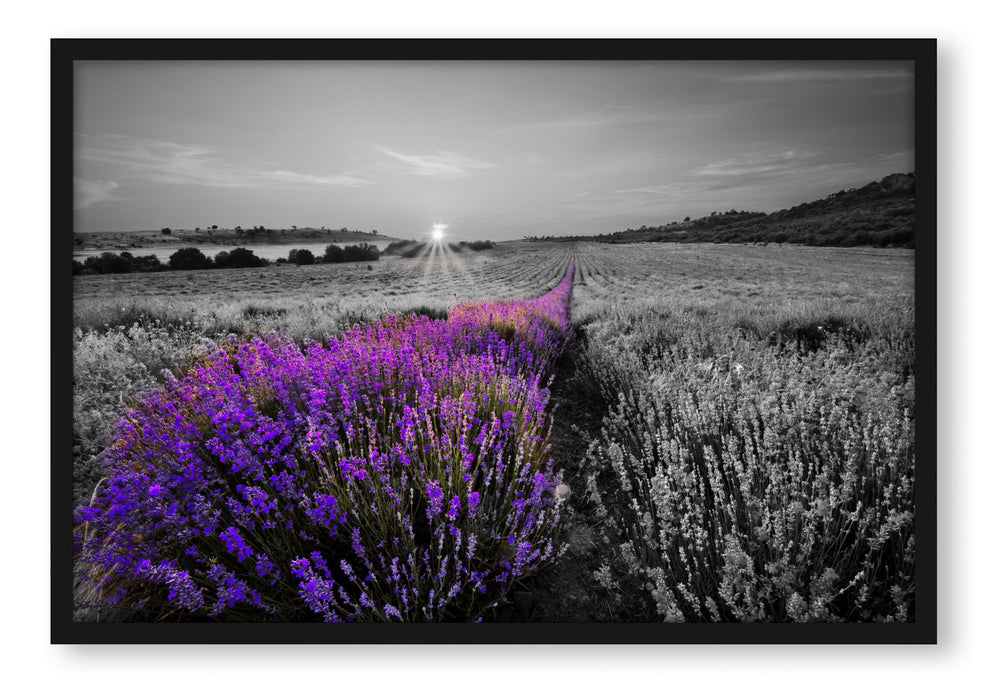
left=85, top=252, right=133, bottom=274
left=400, top=243, right=428, bottom=258
left=214, top=248, right=266, bottom=269
left=126, top=253, right=167, bottom=273
left=321, top=243, right=380, bottom=263
left=288, top=248, right=316, bottom=266
left=323, top=244, right=345, bottom=263
left=464, top=240, right=496, bottom=251
left=75, top=252, right=168, bottom=275
left=169, top=248, right=212, bottom=271
left=383, top=240, right=419, bottom=256
left=76, top=266, right=576, bottom=622
left=342, top=243, right=380, bottom=262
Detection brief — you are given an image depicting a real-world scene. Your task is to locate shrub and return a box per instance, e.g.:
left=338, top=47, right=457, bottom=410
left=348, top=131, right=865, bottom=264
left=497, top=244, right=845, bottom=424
left=76, top=266, right=575, bottom=622
left=400, top=243, right=429, bottom=258
left=383, top=240, right=419, bottom=256
left=170, top=248, right=212, bottom=271
left=323, top=244, right=345, bottom=263
left=288, top=248, right=316, bottom=266
left=215, top=248, right=266, bottom=269
left=83, top=252, right=134, bottom=274
left=128, top=253, right=167, bottom=273
left=77, top=251, right=165, bottom=275
left=464, top=240, right=496, bottom=251
left=321, top=243, right=380, bottom=263
left=342, top=243, right=380, bottom=262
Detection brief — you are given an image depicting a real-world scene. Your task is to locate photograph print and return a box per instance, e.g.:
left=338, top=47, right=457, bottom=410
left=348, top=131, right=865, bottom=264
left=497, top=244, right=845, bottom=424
left=55, top=40, right=934, bottom=643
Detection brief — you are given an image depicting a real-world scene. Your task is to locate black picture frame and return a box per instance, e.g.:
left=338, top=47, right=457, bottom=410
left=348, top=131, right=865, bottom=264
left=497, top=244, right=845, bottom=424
left=52, top=37, right=936, bottom=644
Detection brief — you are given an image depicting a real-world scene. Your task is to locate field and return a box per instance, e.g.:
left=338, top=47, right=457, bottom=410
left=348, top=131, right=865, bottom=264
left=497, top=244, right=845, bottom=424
left=72, top=241, right=914, bottom=622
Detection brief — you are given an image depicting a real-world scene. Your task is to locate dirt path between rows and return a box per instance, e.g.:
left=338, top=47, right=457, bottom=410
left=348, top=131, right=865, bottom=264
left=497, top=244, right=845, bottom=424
left=495, top=326, right=621, bottom=622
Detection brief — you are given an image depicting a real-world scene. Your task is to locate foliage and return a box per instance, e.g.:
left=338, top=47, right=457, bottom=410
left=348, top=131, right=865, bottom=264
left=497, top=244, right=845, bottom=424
left=463, top=240, right=496, bottom=251
left=72, top=319, right=208, bottom=505
left=214, top=247, right=267, bottom=269
left=323, top=244, right=345, bottom=263
left=75, top=266, right=575, bottom=622
left=383, top=240, right=420, bottom=256
left=75, top=251, right=167, bottom=275
left=287, top=248, right=316, bottom=266
left=342, top=243, right=380, bottom=262
left=169, top=247, right=212, bottom=271
left=399, top=243, right=429, bottom=258
left=577, top=299, right=915, bottom=622
left=125, top=252, right=168, bottom=273
left=321, top=243, right=380, bottom=263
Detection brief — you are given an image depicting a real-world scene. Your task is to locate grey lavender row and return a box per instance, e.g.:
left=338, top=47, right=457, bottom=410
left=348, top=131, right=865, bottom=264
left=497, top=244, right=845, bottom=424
left=76, top=263, right=575, bottom=622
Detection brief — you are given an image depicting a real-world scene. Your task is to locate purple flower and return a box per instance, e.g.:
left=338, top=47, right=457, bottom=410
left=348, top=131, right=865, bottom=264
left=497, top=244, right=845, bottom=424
left=76, top=264, right=575, bottom=622
left=467, top=491, right=481, bottom=517
left=219, top=526, right=253, bottom=562
left=425, top=480, right=444, bottom=520
left=306, top=493, right=345, bottom=533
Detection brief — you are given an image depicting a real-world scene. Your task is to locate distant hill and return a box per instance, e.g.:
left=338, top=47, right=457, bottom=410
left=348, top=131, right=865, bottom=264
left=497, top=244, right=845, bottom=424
left=74, top=226, right=400, bottom=251
left=539, top=173, right=915, bottom=248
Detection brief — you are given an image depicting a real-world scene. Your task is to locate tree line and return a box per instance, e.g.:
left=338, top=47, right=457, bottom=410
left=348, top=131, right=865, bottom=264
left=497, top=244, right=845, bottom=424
left=74, top=243, right=382, bottom=276
left=74, top=239, right=499, bottom=276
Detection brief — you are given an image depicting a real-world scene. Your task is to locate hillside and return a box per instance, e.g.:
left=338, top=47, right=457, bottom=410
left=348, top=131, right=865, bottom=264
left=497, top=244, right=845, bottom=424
left=539, top=173, right=916, bottom=248
left=73, top=226, right=400, bottom=251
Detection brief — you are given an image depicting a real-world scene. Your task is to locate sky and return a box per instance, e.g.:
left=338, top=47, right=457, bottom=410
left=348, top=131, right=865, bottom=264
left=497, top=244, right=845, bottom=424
left=73, top=61, right=914, bottom=241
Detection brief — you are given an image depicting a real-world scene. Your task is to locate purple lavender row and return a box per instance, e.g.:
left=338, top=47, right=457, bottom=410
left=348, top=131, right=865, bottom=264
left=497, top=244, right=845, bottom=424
left=76, top=262, right=575, bottom=622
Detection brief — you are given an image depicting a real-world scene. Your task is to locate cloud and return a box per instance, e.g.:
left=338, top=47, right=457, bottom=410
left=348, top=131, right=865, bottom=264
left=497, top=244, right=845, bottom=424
left=76, top=133, right=371, bottom=189
left=694, top=149, right=913, bottom=189
left=377, top=147, right=494, bottom=177
left=500, top=108, right=675, bottom=133
left=74, top=178, right=119, bottom=209
left=258, top=170, right=369, bottom=187
left=694, top=149, right=818, bottom=178
left=614, top=182, right=714, bottom=197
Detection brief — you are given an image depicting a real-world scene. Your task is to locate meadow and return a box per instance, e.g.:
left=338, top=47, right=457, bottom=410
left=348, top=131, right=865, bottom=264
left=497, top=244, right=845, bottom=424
left=72, top=241, right=915, bottom=623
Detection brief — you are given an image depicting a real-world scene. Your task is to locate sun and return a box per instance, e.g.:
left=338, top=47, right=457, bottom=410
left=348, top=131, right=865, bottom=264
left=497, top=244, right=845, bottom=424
left=431, top=225, right=447, bottom=241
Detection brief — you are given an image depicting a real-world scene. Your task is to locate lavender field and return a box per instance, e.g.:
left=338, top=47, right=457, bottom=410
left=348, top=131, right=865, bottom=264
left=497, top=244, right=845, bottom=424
left=72, top=241, right=915, bottom=623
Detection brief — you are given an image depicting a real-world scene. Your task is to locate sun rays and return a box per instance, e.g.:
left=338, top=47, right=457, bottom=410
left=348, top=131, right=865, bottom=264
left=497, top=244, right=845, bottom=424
left=410, top=223, right=471, bottom=279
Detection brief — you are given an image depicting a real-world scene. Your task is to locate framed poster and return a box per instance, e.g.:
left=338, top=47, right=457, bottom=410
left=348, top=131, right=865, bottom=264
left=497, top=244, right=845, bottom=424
left=53, top=38, right=935, bottom=644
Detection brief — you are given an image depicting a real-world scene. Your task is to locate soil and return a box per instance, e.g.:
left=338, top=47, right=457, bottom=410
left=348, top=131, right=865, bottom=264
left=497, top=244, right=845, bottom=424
left=496, top=327, right=621, bottom=623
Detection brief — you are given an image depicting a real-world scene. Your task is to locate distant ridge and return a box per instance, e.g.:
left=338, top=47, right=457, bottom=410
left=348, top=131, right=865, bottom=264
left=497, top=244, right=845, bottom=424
left=541, top=173, right=916, bottom=248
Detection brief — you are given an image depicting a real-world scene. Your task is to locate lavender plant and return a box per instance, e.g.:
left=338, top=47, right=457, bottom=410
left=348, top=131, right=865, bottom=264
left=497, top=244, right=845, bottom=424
left=76, top=266, right=575, bottom=622
left=580, top=298, right=915, bottom=622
